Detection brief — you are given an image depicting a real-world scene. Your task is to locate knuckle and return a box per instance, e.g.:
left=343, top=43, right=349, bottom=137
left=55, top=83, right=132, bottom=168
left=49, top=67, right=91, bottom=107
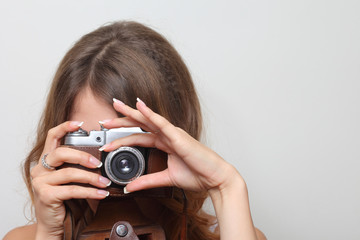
left=52, top=147, right=63, bottom=157
left=31, top=177, right=41, bottom=189
left=67, top=186, right=77, bottom=195
left=61, top=168, right=75, bottom=179
left=83, top=171, right=96, bottom=184
left=161, top=123, right=173, bottom=133
left=74, top=151, right=90, bottom=165
left=174, top=127, right=188, bottom=137
left=91, top=174, right=100, bottom=184
left=159, top=117, right=170, bottom=128
left=128, top=110, right=137, bottom=119
left=68, top=185, right=85, bottom=197
left=52, top=147, right=70, bottom=161
left=149, top=114, right=158, bottom=124
left=61, top=168, right=71, bottom=178
left=79, top=169, right=91, bottom=182
left=170, top=127, right=187, bottom=144
left=84, top=188, right=96, bottom=199
left=47, top=128, right=57, bottom=139
left=47, top=122, right=69, bottom=140
left=174, top=126, right=182, bottom=132
left=30, top=166, right=39, bottom=179
left=82, top=152, right=92, bottom=163
left=36, top=185, right=52, bottom=202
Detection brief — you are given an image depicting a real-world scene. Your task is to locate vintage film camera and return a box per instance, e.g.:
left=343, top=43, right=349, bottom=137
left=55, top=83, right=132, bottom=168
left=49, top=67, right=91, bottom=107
left=63, top=125, right=170, bottom=196
left=62, top=125, right=178, bottom=239
left=65, top=126, right=149, bottom=186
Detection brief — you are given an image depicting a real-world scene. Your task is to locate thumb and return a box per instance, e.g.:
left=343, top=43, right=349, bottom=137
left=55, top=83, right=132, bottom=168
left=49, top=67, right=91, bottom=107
left=124, top=169, right=172, bottom=193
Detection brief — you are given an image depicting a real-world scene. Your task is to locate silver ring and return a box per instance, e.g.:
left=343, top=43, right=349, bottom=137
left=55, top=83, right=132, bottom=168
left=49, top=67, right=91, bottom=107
left=41, top=153, right=55, bottom=170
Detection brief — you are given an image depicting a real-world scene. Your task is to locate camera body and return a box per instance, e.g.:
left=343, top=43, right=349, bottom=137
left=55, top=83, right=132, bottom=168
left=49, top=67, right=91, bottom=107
left=63, top=127, right=171, bottom=239
left=64, top=126, right=165, bottom=188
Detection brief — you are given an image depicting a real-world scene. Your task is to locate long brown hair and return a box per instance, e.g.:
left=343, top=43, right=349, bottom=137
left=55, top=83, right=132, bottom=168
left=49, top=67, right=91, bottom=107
left=23, top=21, right=218, bottom=239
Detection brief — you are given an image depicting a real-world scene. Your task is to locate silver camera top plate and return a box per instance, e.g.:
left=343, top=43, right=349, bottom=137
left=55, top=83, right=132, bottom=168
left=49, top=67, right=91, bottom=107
left=64, top=127, right=144, bottom=146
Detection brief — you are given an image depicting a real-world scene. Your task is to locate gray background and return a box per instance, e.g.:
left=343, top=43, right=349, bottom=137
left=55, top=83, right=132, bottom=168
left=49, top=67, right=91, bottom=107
left=1, top=0, right=359, bottom=239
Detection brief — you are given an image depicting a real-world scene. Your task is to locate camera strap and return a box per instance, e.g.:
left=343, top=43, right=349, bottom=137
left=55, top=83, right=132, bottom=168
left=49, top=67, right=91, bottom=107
left=64, top=198, right=167, bottom=240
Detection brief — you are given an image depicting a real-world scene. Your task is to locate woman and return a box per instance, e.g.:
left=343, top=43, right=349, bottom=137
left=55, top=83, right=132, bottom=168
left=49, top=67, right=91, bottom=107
left=4, top=21, right=266, bottom=239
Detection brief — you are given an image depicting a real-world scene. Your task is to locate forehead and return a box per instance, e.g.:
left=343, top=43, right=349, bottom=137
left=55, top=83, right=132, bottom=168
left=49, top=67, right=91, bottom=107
left=69, top=87, right=117, bottom=131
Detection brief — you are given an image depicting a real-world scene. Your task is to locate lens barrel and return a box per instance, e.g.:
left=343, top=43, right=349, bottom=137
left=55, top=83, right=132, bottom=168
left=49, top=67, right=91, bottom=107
left=104, top=147, right=145, bottom=185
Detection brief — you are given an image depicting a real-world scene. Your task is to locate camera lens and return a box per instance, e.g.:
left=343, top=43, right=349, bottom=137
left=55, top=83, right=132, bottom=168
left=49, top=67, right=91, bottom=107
left=113, top=152, right=137, bottom=177
left=104, top=147, right=145, bottom=185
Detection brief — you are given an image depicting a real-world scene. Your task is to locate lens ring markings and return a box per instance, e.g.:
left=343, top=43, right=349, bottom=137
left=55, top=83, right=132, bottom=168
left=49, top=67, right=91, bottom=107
left=104, top=146, right=145, bottom=185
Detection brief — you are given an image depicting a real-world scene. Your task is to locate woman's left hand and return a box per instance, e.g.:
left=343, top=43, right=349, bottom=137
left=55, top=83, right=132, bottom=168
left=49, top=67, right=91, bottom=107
left=99, top=98, right=242, bottom=193
left=101, top=98, right=264, bottom=240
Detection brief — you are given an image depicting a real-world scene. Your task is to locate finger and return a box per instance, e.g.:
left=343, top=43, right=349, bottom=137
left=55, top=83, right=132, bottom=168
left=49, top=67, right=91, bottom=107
left=100, top=133, right=170, bottom=153
left=99, top=117, right=152, bottom=133
left=136, top=99, right=197, bottom=151
left=112, top=99, right=158, bottom=133
left=43, top=121, right=84, bottom=154
left=37, top=185, right=109, bottom=203
left=114, top=98, right=197, bottom=159
left=136, top=98, right=178, bottom=138
left=40, top=168, right=111, bottom=188
left=136, top=99, right=214, bottom=164
left=125, top=169, right=173, bottom=193
left=42, top=147, right=102, bottom=169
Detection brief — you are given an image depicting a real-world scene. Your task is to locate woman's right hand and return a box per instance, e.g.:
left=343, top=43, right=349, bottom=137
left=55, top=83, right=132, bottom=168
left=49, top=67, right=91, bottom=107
left=30, top=121, right=111, bottom=240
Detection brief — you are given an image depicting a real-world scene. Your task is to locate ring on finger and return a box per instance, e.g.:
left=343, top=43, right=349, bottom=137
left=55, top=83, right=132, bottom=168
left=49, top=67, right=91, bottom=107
left=41, top=153, right=55, bottom=170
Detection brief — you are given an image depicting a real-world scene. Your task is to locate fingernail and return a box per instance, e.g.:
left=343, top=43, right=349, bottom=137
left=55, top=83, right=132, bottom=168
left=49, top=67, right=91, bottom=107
left=123, top=186, right=130, bottom=194
left=99, top=144, right=109, bottom=152
left=99, top=176, right=112, bottom=187
left=71, top=121, right=84, bottom=127
left=97, top=190, right=110, bottom=197
left=99, top=119, right=111, bottom=125
left=113, top=98, right=125, bottom=105
left=136, top=97, right=146, bottom=106
left=89, top=156, right=102, bottom=168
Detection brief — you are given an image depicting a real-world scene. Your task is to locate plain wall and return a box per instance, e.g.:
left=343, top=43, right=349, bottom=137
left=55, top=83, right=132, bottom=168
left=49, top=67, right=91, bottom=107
left=1, top=1, right=359, bottom=239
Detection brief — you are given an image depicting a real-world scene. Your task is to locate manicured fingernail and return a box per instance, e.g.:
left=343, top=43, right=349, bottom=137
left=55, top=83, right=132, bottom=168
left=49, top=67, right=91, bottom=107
left=71, top=121, right=84, bottom=127
left=99, top=176, right=112, bottom=187
left=97, top=190, right=110, bottom=197
left=136, top=97, right=146, bottom=105
left=113, top=98, right=125, bottom=105
left=99, top=144, right=109, bottom=152
left=123, top=186, right=130, bottom=194
left=99, top=119, right=111, bottom=125
left=89, top=156, right=102, bottom=168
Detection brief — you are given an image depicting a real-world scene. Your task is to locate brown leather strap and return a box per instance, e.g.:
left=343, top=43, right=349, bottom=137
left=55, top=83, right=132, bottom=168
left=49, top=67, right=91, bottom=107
left=64, top=197, right=187, bottom=240
left=63, top=199, right=95, bottom=240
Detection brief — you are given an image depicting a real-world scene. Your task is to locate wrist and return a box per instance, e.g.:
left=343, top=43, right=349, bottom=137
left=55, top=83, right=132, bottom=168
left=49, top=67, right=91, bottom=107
left=35, top=224, right=63, bottom=240
left=208, top=165, right=247, bottom=199
left=208, top=167, right=258, bottom=240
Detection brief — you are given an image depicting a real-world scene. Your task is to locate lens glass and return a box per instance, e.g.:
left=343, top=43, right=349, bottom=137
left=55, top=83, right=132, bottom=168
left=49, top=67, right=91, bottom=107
left=118, top=158, right=133, bottom=174
left=111, top=151, right=140, bottom=181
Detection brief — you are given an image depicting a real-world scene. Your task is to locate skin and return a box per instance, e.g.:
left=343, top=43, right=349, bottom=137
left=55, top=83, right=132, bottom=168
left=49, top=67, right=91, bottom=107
left=4, top=88, right=266, bottom=240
